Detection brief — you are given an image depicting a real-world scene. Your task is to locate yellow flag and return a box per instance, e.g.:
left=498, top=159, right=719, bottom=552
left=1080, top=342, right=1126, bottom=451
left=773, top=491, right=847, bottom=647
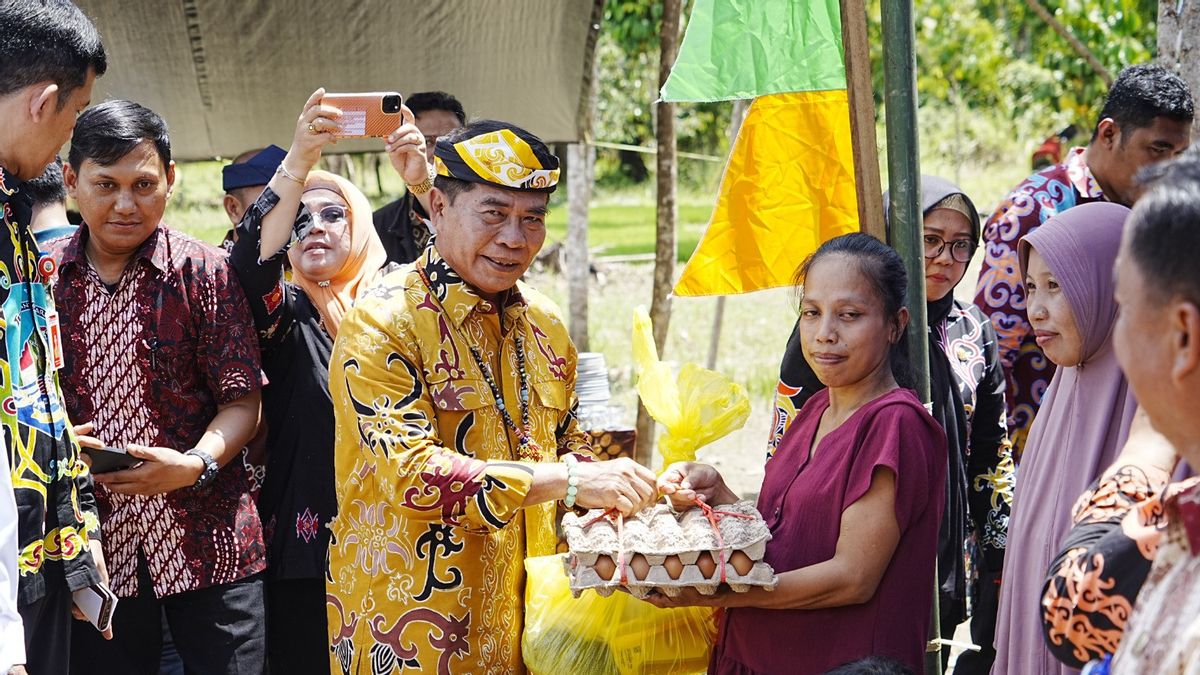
left=674, top=90, right=859, bottom=297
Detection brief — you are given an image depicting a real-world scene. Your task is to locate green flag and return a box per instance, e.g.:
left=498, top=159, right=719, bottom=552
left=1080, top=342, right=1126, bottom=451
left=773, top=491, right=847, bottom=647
left=661, top=0, right=846, bottom=102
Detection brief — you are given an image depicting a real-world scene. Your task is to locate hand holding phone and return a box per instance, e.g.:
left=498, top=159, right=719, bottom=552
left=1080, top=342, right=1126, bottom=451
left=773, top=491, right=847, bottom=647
left=82, top=445, right=141, bottom=474
left=318, top=92, right=403, bottom=138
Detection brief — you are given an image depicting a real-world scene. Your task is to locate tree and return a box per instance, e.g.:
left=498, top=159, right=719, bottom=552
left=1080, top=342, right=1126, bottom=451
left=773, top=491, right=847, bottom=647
left=1159, top=0, right=1200, bottom=140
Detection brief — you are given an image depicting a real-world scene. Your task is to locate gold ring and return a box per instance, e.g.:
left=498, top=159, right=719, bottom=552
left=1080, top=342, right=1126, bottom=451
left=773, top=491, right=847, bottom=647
left=308, top=122, right=317, bottom=133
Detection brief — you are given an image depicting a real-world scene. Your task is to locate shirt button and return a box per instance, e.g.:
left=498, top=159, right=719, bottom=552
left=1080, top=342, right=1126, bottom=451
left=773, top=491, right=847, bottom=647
left=774, top=508, right=781, bottom=517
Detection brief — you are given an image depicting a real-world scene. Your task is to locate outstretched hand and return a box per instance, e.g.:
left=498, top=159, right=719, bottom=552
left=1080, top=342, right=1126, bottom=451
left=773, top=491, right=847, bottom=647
left=574, top=457, right=659, bottom=516
left=657, top=461, right=738, bottom=510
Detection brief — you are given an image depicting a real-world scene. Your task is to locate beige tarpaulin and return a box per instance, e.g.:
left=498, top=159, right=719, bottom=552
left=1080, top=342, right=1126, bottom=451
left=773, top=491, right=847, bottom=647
left=76, top=0, right=602, bottom=160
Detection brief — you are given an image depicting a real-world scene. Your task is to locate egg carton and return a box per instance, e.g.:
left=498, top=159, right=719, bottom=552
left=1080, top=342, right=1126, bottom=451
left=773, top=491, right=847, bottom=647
left=562, top=501, right=778, bottom=598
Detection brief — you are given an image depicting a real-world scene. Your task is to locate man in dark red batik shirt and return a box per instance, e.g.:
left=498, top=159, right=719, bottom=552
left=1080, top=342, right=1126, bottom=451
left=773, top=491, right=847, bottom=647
left=46, top=100, right=267, bottom=675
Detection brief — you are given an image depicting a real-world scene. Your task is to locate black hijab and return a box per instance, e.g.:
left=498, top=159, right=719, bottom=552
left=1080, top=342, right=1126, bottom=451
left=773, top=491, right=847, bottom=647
left=777, top=175, right=980, bottom=606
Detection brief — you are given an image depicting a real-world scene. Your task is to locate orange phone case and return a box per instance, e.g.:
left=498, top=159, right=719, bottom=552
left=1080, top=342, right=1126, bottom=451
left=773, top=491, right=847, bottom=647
left=320, top=92, right=403, bottom=138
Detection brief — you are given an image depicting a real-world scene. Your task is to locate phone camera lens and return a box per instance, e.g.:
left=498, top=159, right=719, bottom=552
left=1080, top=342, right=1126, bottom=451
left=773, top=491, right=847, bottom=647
left=383, top=95, right=402, bottom=114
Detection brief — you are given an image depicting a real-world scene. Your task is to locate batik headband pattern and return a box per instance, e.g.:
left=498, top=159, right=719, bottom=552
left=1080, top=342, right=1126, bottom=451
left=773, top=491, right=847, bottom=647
left=434, top=128, right=560, bottom=192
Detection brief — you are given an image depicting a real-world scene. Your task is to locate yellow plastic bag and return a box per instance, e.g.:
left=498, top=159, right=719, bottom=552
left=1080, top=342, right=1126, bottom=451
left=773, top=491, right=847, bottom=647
left=632, top=307, right=752, bottom=468
left=523, top=554, right=717, bottom=675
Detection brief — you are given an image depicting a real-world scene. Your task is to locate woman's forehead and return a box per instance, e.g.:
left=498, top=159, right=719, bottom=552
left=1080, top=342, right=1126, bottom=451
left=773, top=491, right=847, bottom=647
left=301, top=188, right=347, bottom=209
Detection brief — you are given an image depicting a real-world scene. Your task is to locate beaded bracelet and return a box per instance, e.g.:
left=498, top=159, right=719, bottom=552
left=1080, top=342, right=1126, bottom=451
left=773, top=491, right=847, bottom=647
left=563, top=454, right=580, bottom=508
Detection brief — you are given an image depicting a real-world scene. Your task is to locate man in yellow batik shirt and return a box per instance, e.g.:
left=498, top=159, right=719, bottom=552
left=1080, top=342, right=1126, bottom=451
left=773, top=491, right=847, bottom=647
left=325, top=120, right=658, bottom=674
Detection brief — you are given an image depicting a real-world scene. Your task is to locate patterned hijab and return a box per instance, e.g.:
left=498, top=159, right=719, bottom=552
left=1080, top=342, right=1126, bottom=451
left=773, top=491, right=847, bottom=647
left=288, top=170, right=388, bottom=338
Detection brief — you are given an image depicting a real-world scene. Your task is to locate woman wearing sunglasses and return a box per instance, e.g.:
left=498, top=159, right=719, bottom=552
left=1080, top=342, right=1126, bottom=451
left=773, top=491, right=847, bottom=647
left=227, top=89, right=425, bottom=674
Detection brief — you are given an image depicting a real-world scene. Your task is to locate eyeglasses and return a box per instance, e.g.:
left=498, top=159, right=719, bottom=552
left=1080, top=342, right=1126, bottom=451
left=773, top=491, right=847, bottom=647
left=314, top=205, right=348, bottom=226
left=923, top=234, right=974, bottom=263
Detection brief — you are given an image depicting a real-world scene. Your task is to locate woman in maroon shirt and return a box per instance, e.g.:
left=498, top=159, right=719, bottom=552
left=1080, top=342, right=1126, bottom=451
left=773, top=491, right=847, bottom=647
left=651, top=233, right=947, bottom=674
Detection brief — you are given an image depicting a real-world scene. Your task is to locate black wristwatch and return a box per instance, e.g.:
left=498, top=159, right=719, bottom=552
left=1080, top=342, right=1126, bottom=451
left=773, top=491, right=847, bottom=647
left=184, top=448, right=219, bottom=490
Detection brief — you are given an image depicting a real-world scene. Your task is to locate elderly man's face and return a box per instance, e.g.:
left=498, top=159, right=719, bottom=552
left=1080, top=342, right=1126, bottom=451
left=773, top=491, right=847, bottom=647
left=67, top=139, right=174, bottom=258
left=1114, top=244, right=1180, bottom=444
left=430, top=182, right=547, bottom=300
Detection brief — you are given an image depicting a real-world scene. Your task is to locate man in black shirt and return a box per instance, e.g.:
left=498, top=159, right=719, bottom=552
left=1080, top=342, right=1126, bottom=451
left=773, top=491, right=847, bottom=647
left=372, top=91, right=465, bottom=263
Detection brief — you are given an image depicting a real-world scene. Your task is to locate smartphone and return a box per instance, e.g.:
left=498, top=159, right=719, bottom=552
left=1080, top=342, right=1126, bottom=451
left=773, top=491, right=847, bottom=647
left=82, top=445, right=140, bottom=474
left=72, top=583, right=118, bottom=632
left=319, top=92, right=403, bottom=138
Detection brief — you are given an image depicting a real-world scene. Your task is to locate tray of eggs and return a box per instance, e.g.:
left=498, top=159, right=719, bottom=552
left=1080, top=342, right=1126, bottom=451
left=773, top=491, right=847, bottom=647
left=562, top=501, right=778, bottom=599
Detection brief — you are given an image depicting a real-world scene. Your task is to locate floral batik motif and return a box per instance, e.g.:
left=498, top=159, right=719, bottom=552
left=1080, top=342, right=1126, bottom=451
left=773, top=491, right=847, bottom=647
left=325, top=247, right=593, bottom=674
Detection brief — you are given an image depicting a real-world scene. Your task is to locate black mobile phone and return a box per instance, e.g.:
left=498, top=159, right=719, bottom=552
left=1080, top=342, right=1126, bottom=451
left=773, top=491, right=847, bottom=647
left=82, top=445, right=140, bottom=474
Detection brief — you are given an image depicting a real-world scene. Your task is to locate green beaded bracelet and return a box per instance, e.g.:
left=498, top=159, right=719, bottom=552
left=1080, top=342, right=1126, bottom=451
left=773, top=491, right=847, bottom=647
left=563, top=454, right=580, bottom=508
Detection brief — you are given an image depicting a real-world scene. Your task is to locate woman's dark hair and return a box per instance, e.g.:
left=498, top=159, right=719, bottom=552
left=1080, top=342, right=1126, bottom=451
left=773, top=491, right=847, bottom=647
left=823, top=656, right=916, bottom=675
left=68, top=100, right=171, bottom=171
left=795, top=232, right=915, bottom=389
left=0, top=0, right=107, bottom=107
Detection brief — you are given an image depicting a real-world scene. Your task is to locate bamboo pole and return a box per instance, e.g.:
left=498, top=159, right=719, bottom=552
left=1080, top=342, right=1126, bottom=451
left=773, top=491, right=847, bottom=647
left=636, top=0, right=682, bottom=468
left=880, top=1, right=938, bottom=672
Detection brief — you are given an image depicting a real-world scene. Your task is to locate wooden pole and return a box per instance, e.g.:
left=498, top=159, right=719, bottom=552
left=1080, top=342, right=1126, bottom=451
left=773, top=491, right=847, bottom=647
left=840, top=0, right=886, bottom=241
left=1160, top=0, right=1200, bottom=141
left=705, top=99, right=749, bottom=371
left=566, top=143, right=593, bottom=350
left=636, top=0, right=682, bottom=468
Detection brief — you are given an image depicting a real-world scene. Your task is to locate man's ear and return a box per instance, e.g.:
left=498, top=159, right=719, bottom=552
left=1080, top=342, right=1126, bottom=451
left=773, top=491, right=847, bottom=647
left=222, top=194, right=243, bottom=226
left=63, top=162, right=79, bottom=198
left=164, top=160, right=177, bottom=199
left=27, top=83, right=60, bottom=124
left=428, top=187, right=448, bottom=232
left=1095, top=118, right=1121, bottom=152
left=1172, top=300, right=1200, bottom=383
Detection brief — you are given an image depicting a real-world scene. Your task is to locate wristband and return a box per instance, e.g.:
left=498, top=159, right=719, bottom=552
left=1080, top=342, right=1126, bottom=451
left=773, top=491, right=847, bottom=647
left=276, top=163, right=306, bottom=186
left=562, top=454, right=580, bottom=508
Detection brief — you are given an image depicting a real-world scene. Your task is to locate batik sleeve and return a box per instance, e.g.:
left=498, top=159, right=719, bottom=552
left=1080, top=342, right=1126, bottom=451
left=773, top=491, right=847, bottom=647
left=228, top=186, right=300, bottom=350
left=967, top=317, right=1013, bottom=572
left=553, top=338, right=596, bottom=461
left=1041, top=465, right=1178, bottom=667
left=330, top=298, right=536, bottom=534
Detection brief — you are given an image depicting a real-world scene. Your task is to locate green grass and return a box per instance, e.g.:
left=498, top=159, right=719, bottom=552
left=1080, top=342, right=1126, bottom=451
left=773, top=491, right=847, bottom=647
left=545, top=202, right=715, bottom=261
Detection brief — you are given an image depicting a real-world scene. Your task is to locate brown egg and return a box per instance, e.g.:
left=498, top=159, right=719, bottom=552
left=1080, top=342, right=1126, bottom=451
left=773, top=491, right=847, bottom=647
left=729, top=550, right=754, bottom=577
left=593, top=555, right=616, bottom=581
left=695, top=551, right=717, bottom=579
left=663, top=555, right=684, bottom=580
left=629, top=553, right=650, bottom=581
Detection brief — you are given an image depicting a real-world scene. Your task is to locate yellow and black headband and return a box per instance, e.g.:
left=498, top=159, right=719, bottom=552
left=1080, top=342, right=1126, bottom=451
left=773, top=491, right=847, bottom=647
left=434, top=124, right=560, bottom=193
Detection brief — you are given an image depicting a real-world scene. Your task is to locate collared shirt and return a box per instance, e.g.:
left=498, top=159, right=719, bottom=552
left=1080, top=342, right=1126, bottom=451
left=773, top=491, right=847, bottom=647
left=973, top=147, right=1105, bottom=462
left=325, top=246, right=592, bottom=674
left=45, top=226, right=266, bottom=598
left=1042, top=464, right=1200, bottom=670
left=0, top=167, right=101, bottom=608
left=1108, top=481, right=1200, bottom=673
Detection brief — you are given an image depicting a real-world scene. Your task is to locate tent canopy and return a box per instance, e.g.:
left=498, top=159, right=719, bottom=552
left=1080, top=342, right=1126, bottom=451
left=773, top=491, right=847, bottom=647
left=77, top=0, right=601, bottom=160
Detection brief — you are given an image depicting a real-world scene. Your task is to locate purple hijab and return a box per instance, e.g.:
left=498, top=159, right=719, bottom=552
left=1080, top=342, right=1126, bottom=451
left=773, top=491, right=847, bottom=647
left=992, top=202, right=1137, bottom=675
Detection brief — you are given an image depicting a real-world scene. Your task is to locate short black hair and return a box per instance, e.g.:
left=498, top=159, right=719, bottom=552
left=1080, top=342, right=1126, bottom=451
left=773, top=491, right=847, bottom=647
left=0, top=0, right=107, bottom=108
left=68, top=100, right=171, bottom=170
left=1127, top=149, right=1200, bottom=307
left=1092, top=63, right=1194, bottom=140
left=23, top=157, right=66, bottom=206
left=407, top=91, right=466, bottom=125
left=824, top=656, right=916, bottom=675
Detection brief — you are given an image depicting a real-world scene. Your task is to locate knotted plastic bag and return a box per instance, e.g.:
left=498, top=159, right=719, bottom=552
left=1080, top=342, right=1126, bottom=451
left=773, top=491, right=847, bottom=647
left=523, top=554, right=717, bottom=675
left=632, top=306, right=751, bottom=468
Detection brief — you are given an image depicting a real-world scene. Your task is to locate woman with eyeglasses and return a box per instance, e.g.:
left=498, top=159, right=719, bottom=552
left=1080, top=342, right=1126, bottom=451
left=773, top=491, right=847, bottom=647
left=769, top=177, right=1014, bottom=674
left=227, top=89, right=427, bottom=675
